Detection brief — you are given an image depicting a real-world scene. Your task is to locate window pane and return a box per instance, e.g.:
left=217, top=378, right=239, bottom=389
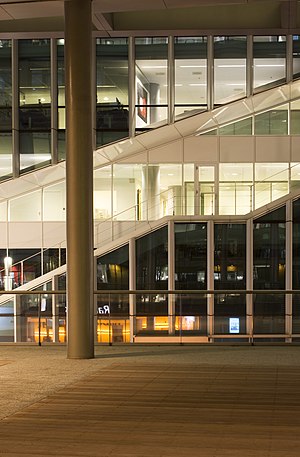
left=174, top=37, right=207, bottom=119
left=255, top=163, right=288, bottom=209
left=9, top=190, right=42, bottom=221
left=135, top=37, right=168, bottom=132
left=219, top=117, right=252, bottom=135
left=214, top=224, right=246, bottom=335
left=175, top=223, right=207, bottom=334
left=136, top=227, right=168, bottom=319
left=290, top=99, right=300, bottom=134
left=293, top=35, right=300, bottom=79
left=0, top=133, right=12, bottom=180
left=57, top=39, right=65, bottom=160
left=19, top=39, right=51, bottom=173
left=43, top=182, right=66, bottom=221
left=96, top=245, right=129, bottom=316
left=94, top=166, right=112, bottom=220
left=96, top=38, right=129, bottom=147
left=254, top=105, right=288, bottom=135
left=293, top=198, right=300, bottom=333
left=253, top=207, right=285, bottom=334
left=113, top=164, right=142, bottom=220
left=253, top=36, right=286, bottom=91
left=0, top=40, right=12, bottom=133
left=0, top=41, right=12, bottom=180
left=20, top=132, right=51, bottom=172
left=214, top=36, right=247, bottom=106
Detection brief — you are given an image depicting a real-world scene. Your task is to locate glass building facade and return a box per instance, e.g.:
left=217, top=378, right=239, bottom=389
left=0, top=32, right=300, bottom=345
left=0, top=35, right=298, bottom=180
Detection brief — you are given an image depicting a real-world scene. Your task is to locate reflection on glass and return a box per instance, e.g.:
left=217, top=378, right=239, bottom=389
left=254, top=105, right=288, bottom=135
left=175, top=224, right=207, bottom=333
left=214, top=224, right=246, bottom=334
left=253, top=36, right=286, bottom=91
left=214, top=36, right=247, bottom=105
left=253, top=207, right=285, bottom=334
left=135, top=37, right=168, bottom=132
left=174, top=36, right=207, bottom=119
left=136, top=227, right=168, bottom=323
left=219, top=117, right=252, bottom=135
left=96, top=38, right=129, bottom=147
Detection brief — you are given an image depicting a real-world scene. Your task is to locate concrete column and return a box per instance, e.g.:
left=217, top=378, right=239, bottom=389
left=64, top=0, right=94, bottom=359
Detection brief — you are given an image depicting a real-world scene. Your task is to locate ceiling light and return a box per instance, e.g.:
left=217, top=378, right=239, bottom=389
left=180, top=65, right=206, bottom=68
left=255, top=64, right=285, bottom=67
left=217, top=65, right=246, bottom=68
left=189, top=83, right=206, bottom=86
left=140, top=65, right=167, bottom=69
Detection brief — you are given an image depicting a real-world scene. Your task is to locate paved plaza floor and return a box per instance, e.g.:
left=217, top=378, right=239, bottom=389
left=0, top=344, right=300, bottom=456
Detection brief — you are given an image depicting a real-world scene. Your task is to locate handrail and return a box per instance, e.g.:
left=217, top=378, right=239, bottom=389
left=0, top=288, right=298, bottom=295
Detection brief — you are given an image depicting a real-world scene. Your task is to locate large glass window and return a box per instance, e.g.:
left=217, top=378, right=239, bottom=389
left=19, top=39, right=51, bottom=173
left=57, top=38, right=65, bottom=161
left=136, top=227, right=168, bottom=332
left=9, top=190, right=41, bottom=221
left=43, top=182, right=66, bottom=221
left=175, top=223, right=207, bottom=335
left=113, top=164, right=142, bottom=220
left=290, top=99, right=300, bottom=135
left=214, top=224, right=246, bottom=335
left=219, top=164, right=253, bottom=215
left=174, top=37, right=207, bottom=120
left=96, top=245, right=129, bottom=343
left=0, top=40, right=12, bottom=180
left=135, top=37, right=168, bottom=133
left=293, top=35, right=300, bottom=79
left=96, top=38, right=129, bottom=147
left=254, top=105, right=288, bottom=135
left=94, top=166, right=112, bottom=221
left=253, top=206, right=286, bottom=335
left=255, top=163, right=289, bottom=209
left=253, top=36, right=286, bottom=92
left=293, top=198, right=300, bottom=334
left=214, top=36, right=247, bottom=106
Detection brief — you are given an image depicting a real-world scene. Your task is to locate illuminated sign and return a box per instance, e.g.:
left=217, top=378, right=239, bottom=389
left=98, top=305, right=110, bottom=315
left=229, top=317, right=240, bottom=334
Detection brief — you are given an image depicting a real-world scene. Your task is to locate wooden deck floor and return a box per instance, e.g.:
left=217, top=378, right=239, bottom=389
left=1, top=361, right=300, bottom=456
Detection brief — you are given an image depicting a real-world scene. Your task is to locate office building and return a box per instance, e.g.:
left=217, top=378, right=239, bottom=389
left=0, top=0, right=299, bottom=351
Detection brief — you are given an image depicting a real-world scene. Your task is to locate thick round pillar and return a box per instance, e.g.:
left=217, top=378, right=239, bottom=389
left=65, top=0, right=94, bottom=358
